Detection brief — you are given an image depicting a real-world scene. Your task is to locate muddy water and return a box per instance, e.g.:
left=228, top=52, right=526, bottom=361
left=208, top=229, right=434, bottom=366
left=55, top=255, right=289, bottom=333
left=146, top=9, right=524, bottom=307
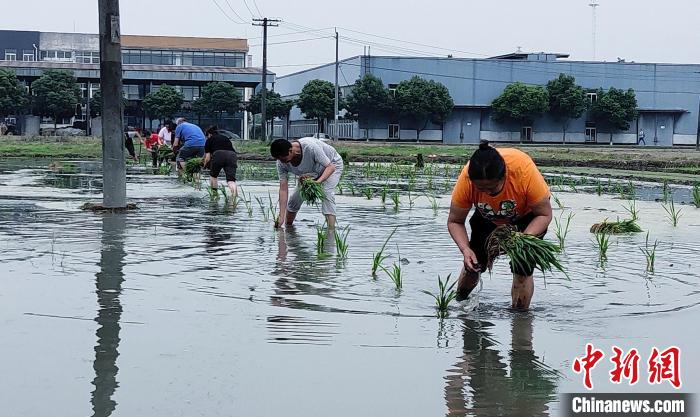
left=1, top=160, right=699, bottom=417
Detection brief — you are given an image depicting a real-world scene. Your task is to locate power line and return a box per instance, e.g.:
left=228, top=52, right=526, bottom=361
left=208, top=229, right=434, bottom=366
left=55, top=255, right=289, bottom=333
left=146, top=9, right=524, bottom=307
left=222, top=0, right=248, bottom=22
left=337, top=26, right=490, bottom=58
left=249, top=35, right=333, bottom=47
left=241, top=0, right=257, bottom=18
left=210, top=0, right=245, bottom=24
left=250, top=0, right=263, bottom=18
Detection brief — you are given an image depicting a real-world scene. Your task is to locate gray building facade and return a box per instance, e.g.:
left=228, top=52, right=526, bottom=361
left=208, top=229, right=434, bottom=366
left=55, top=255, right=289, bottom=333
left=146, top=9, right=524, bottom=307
left=0, top=30, right=272, bottom=137
left=275, top=53, right=700, bottom=146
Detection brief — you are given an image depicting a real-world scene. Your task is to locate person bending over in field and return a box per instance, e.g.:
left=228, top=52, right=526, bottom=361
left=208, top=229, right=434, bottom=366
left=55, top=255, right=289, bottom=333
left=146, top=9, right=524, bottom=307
left=270, top=137, right=343, bottom=229
left=447, top=140, right=552, bottom=309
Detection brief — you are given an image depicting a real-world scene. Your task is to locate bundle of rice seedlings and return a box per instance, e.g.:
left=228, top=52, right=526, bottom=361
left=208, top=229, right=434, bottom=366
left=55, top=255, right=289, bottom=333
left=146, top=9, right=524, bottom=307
left=486, top=225, right=567, bottom=278
left=299, top=178, right=326, bottom=206
left=185, top=157, right=203, bottom=176
left=158, top=145, right=174, bottom=160
left=589, top=218, right=642, bottom=234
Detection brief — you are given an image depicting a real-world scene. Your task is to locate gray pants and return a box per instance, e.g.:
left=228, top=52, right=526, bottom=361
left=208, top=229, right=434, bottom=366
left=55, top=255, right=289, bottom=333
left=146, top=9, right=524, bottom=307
left=288, top=165, right=343, bottom=216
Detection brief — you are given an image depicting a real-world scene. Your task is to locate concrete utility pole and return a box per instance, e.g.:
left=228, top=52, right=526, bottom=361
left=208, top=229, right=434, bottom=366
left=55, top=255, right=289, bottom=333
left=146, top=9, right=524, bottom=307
left=334, top=28, right=339, bottom=142
left=253, top=18, right=279, bottom=141
left=98, top=0, right=126, bottom=208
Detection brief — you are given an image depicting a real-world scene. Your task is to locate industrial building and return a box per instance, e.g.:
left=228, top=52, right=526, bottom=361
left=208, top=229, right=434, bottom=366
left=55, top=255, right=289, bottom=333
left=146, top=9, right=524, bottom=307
left=274, top=53, right=700, bottom=146
left=0, top=30, right=272, bottom=137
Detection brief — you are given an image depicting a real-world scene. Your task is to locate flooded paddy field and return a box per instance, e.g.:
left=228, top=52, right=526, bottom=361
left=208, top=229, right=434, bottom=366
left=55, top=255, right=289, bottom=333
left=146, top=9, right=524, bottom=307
left=1, top=159, right=699, bottom=417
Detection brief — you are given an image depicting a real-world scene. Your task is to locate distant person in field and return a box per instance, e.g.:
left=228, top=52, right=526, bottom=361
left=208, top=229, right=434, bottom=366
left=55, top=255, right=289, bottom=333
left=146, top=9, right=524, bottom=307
left=203, top=125, right=238, bottom=200
left=638, top=129, right=646, bottom=145
left=447, top=140, right=552, bottom=309
left=173, top=117, right=206, bottom=174
left=158, top=121, right=174, bottom=147
left=124, top=127, right=138, bottom=162
left=141, top=129, right=161, bottom=167
left=270, top=137, right=344, bottom=229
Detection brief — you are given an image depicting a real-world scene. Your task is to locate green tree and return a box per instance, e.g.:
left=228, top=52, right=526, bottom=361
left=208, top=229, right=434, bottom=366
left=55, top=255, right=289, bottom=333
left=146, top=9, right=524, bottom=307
left=248, top=89, right=294, bottom=121
left=546, top=73, right=588, bottom=143
left=345, top=74, right=392, bottom=127
left=31, top=69, right=80, bottom=128
left=0, top=69, right=29, bottom=117
left=248, top=89, right=294, bottom=140
left=297, top=79, right=337, bottom=133
left=591, top=87, right=638, bottom=144
left=394, top=76, right=454, bottom=140
left=142, top=84, right=183, bottom=123
left=491, top=82, right=549, bottom=129
left=89, top=89, right=128, bottom=117
left=192, top=82, right=241, bottom=122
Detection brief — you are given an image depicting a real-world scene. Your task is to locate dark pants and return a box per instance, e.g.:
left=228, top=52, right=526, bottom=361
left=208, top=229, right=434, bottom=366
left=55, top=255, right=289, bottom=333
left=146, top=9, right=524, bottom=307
left=210, top=150, right=238, bottom=182
left=125, top=135, right=135, bottom=158
left=469, top=210, right=544, bottom=276
left=149, top=146, right=159, bottom=167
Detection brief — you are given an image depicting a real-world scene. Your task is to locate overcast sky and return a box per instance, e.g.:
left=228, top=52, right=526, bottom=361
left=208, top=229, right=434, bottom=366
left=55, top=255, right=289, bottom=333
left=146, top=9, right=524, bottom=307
left=5, top=0, right=700, bottom=75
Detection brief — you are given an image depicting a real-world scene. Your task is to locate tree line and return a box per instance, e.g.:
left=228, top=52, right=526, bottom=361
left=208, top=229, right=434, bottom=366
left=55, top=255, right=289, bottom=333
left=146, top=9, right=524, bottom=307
left=0, top=68, right=294, bottom=131
left=0, top=68, right=639, bottom=141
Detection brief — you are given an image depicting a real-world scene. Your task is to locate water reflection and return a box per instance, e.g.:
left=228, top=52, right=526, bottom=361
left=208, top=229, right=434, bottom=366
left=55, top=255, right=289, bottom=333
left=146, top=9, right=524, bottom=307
left=444, top=313, right=559, bottom=416
left=90, top=213, right=126, bottom=417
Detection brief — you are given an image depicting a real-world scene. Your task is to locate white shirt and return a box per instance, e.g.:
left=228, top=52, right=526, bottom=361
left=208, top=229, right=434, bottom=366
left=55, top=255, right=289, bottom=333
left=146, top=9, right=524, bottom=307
left=158, top=126, right=172, bottom=146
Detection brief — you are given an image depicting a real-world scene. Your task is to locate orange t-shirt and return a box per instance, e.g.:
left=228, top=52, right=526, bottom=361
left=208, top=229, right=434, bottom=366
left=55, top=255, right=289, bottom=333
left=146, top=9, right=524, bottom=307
left=451, top=148, right=549, bottom=224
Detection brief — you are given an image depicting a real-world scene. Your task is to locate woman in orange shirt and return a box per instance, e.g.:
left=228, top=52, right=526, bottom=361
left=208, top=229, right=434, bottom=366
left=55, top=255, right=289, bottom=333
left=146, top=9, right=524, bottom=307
left=447, top=140, right=552, bottom=309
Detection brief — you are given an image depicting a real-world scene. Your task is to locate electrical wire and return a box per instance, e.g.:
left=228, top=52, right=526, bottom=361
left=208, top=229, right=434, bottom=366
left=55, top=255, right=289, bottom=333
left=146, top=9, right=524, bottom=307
left=249, top=35, right=334, bottom=48
left=210, top=0, right=246, bottom=24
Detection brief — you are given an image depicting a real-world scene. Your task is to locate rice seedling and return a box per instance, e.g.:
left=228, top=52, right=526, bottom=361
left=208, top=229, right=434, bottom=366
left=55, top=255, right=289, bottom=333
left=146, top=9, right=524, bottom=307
left=552, top=194, right=564, bottom=210
left=363, top=187, right=373, bottom=200
left=380, top=184, right=388, bottom=205
left=640, top=231, right=658, bottom=274
left=485, top=225, right=567, bottom=278
left=371, top=226, right=398, bottom=276
left=427, top=176, right=433, bottom=192
left=427, top=194, right=440, bottom=214
left=407, top=190, right=419, bottom=209
left=381, top=245, right=403, bottom=290
left=407, top=176, right=416, bottom=193
left=391, top=192, right=400, bottom=212
left=333, top=226, right=350, bottom=259
left=316, top=224, right=328, bottom=256
left=661, top=180, right=670, bottom=202
left=443, top=180, right=451, bottom=193
left=622, top=199, right=639, bottom=221
left=255, top=196, right=270, bottom=222
left=238, top=187, right=254, bottom=217
left=158, top=163, right=171, bottom=176
left=692, top=184, right=700, bottom=208
left=662, top=199, right=682, bottom=227
left=299, top=178, right=326, bottom=206
left=595, top=180, right=603, bottom=196
left=348, top=182, right=356, bottom=196
left=422, top=274, right=457, bottom=318
left=553, top=211, right=574, bottom=250
left=219, top=186, right=236, bottom=207
left=568, top=178, right=578, bottom=193
left=594, top=231, right=610, bottom=263
left=336, top=183, right=343, bottom=195
left=267, top=192, right=277, bottom=221
left=206, top=186, right=219, bottom=200
left=625, top=180, right=636, bottom=200
left=589, top=218, right=642, bottom=234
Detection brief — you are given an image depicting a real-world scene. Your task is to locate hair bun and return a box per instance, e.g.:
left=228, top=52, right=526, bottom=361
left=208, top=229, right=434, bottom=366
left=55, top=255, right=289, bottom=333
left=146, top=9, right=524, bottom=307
left=478, top=140, right=491, bottom=151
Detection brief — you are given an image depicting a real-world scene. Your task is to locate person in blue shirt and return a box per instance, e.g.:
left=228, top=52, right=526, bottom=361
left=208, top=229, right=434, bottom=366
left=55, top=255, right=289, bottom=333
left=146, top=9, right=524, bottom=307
left=173, top=117, right=206, bottom=173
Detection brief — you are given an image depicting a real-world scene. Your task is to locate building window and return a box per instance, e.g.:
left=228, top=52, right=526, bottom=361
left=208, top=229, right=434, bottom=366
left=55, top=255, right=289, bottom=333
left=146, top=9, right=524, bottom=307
left=76, top=51, right=99, bottom=64
left=587, top=92, right=597, bottom=103
left=40, top=50, right=73, bottom=61
left=585, top=122, right=597, bottom=143
left=22, top=50, right=34, bottom=61
left=388, top=84, right=398, bottom=97
left=122, top=84, right=141, bottom=100
left=4, top=49, right=17, bottom=61
left=388, top=123, right=400, bottom=139
left=521, top=126, right=533, bottom=142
